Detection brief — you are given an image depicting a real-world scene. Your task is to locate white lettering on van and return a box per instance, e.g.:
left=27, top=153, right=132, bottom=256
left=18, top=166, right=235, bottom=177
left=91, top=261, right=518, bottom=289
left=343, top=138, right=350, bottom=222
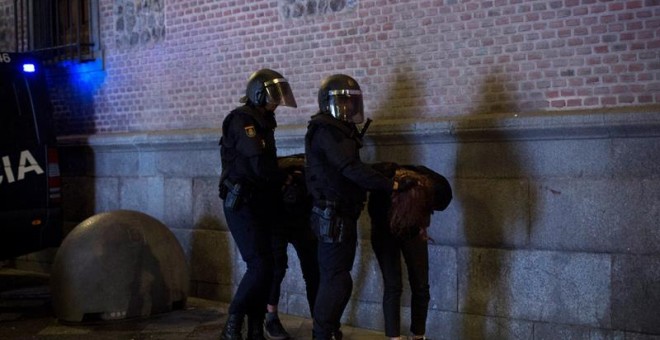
left=0, top=53, right=11, bottom=63
left=1, top=156, right=15, bottom=183
left=18, top=150, right=44, bottom=180
left=0, top=150, right=44, bottom=184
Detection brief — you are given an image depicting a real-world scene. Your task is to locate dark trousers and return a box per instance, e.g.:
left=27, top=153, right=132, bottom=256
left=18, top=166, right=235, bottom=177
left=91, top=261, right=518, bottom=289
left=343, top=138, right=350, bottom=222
left=269, top=227, right=320, bottom=313
left=312, top=218, right=358, bottom=340
left=371, top=227, right=430, bottom=337
left=224, top=204, right=274, bottom=317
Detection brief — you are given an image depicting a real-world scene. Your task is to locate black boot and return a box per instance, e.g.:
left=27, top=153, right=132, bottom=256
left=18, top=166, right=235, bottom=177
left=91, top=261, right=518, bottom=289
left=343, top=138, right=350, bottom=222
left=264, top=312, right=290, bottom=340
left=247, top=313, right=266, bottom=340
left=220, top=313, right=244, bottom=340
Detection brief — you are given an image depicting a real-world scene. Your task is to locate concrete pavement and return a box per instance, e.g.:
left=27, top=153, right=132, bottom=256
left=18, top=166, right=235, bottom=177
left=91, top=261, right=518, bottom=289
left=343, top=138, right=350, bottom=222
left=0, top=267, right=385, bottom=339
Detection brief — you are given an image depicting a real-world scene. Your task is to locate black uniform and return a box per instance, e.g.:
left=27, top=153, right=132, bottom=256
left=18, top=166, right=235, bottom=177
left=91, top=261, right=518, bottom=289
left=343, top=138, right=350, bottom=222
left=304, top=113, right=393, bottom=340
left=219, top=104, right=281, bottom=324
left=269, top=155, right=319, bottom=313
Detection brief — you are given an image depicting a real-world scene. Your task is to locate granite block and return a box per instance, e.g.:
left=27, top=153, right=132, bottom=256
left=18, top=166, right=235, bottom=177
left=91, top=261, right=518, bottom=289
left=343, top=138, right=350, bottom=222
left=532, top=179, right=660, bottom=254
left=429, top=245, right=458, bottom=312
left=431, top=179, right=530, bottom=248
left=119, top=176, right=165, bottom=221
left=612, top=254, right=660, bottom=334
left=451, top=312, right=534, bottom=340
left=154, top=148, right=221, bottom=177
left=533, top=322, right=625, bottom=340
left=186, top=229, right=234, bottom=285
left=192, top=177, right=226, bottom=231
left=458, top=248, right=611, bottom=327
left=164, top=178, right=193, bottom=230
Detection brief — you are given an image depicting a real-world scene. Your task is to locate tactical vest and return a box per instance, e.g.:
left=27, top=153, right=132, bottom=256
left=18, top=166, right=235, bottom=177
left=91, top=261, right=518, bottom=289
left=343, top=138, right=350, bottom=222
left=304, top=114, right=366, bottom=214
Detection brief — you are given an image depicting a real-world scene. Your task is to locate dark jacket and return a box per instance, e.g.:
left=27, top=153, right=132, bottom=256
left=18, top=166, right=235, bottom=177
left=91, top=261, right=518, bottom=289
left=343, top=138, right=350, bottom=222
left=304, top=113, right=392, bottom=216
left=219, top=105, right=282, bottom=209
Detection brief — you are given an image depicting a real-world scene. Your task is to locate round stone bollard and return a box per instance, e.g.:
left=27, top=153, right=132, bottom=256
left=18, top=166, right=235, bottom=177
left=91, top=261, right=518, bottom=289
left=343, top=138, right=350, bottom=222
left=51, top=210, right=189, bottom=323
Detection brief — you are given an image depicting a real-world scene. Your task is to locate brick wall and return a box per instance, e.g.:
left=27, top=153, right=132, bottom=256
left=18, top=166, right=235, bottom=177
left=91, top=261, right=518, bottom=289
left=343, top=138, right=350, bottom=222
left=0, top=3, right=13, bottom=50
left=2, top=0, right=658, bottom=134
left=4, top=1, right=660, bottom=336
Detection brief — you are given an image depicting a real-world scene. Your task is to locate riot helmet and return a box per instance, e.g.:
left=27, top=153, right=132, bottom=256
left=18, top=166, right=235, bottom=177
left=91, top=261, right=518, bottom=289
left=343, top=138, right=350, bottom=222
left=318, top=74, right=364, bottom=124
left=241, top=69, right=297, bottom=108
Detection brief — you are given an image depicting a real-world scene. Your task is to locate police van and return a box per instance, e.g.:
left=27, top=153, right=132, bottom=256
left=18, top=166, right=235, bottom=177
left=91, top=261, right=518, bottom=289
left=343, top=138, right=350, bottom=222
left=0, top=52, right=62, bottom=260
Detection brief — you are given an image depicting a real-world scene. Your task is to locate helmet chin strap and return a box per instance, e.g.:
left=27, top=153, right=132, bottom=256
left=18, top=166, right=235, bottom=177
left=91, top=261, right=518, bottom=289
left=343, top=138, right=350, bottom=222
left=264, top=102, right=278, bottom=112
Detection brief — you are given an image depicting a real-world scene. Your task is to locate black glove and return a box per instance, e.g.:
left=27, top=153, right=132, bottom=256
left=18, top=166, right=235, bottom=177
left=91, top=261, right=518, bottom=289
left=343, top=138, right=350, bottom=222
left=395, top=176, right=417, bottom=192
left=372, top=162, right=399, bottom=178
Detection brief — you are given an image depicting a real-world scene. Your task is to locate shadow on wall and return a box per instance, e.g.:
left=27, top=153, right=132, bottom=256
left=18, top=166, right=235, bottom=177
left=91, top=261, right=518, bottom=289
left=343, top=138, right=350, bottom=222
left=456, top=74, right=536, bottom=338
left=59, top=145, right=96, bottom=238
left=56, top=60, right=107, bottom=236
left=371, top=71, right=423, bottom=164
left=347, top=71, right=422, bottom=328
left=188, top=198, right=233, bottom=302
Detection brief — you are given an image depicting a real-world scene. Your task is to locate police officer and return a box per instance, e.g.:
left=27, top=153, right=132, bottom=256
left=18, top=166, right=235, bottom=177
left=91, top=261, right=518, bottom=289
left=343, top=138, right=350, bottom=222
left=219, top=69, right=297, bottom=340
left=304, top=74, right=415, bottom=340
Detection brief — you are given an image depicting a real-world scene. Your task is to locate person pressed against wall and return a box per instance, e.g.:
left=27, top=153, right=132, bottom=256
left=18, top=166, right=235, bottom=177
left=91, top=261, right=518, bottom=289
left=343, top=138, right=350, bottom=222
left=218, top=69, right=297, bottom=340
left=368, top=163, right=453, bottom=340
left=304, top=74, right=416, bottom=340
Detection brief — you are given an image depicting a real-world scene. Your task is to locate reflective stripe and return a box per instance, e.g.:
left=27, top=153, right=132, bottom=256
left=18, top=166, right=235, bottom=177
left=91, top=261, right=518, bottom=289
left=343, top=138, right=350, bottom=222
left=328, top=89, right=361, bottom=96
left=264, top=77, right=288, bottom=86
left=47, top=147, right=61, bottom=203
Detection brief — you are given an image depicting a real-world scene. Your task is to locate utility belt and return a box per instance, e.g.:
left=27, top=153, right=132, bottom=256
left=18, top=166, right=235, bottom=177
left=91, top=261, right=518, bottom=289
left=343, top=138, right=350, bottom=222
left=310, top=200, right=357, bottom=243
left=219, top=178, right=252, bottom=211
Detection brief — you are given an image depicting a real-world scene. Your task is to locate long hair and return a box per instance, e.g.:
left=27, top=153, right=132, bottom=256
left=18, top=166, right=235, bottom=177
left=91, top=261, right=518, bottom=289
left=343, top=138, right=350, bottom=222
left=389, top=168, right=435, bottom=239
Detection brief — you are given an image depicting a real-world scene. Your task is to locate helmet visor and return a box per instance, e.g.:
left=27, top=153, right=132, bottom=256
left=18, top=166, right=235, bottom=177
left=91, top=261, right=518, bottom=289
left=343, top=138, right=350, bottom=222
left=328, top=89, right=364, bottom=124
left=264, top=78, right=297, bottom=108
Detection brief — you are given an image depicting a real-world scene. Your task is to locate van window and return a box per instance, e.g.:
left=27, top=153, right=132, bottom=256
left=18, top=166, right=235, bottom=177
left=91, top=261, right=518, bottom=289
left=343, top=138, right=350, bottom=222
left=0, top=77, right=40, bottom=148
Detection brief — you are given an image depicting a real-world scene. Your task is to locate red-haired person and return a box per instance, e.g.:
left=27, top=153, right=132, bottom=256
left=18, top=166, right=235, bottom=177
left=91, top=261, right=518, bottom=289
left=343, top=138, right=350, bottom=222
left=368, top=163, right=452, bottom=340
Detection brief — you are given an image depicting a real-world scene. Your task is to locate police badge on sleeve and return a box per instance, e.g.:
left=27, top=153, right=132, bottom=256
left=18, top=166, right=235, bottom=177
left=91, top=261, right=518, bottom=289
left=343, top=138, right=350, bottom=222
left=244, top=125, right=256, bottom=137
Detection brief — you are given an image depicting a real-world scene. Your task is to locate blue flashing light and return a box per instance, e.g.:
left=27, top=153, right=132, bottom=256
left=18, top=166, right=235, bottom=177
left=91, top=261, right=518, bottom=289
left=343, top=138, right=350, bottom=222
left=22, top=63, right=36, bottom=73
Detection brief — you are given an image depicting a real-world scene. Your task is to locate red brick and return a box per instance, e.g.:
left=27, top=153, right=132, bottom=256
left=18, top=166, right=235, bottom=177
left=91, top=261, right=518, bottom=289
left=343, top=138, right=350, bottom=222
left=551, top=100, right=566, bottom=108
left=7, top=0, right=653, bottom=133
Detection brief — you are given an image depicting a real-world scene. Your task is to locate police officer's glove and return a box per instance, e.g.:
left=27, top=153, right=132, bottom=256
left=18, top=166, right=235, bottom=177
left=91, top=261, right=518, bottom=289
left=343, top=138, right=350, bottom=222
left=395, top=176, right=417, bottom=192
left=372, top=162, right=399, bottom=178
